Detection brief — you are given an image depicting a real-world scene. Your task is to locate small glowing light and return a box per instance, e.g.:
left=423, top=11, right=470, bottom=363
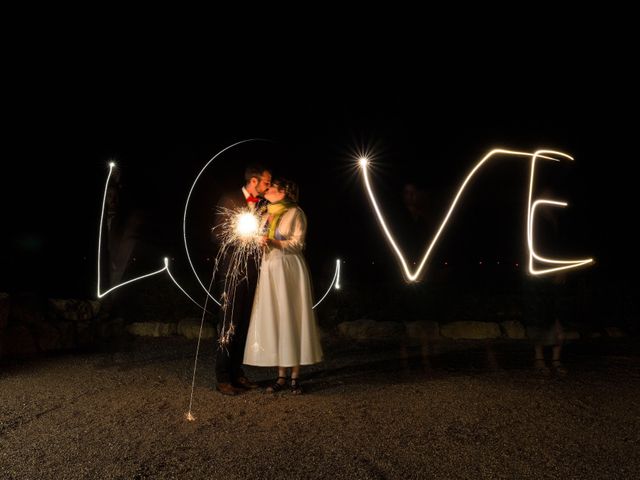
left=235, top=212, right=260, bottom=238
left=358, top=157, right=369, bottom=167
left=109, top=161, right=115, bottom=168
left=186, top=412, right=196, bottom=422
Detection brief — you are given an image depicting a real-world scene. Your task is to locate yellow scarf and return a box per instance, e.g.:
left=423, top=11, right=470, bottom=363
left=266, top=201, right=294, bottom=239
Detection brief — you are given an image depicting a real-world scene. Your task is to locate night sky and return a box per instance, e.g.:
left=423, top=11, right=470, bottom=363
left=2, top=38, right=637, bottom=299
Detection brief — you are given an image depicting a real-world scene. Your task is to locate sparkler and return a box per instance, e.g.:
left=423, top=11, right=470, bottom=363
left=211, top=206, right=264, bottom=347
left=359, top=149, right=593, bottom=282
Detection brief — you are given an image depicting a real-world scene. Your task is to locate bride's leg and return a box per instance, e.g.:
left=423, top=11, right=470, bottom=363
left=290, top=366, right=302, bottom=394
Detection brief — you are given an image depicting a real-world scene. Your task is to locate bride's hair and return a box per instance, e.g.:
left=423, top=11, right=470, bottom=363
left=271, top=177, right=299, bottom=203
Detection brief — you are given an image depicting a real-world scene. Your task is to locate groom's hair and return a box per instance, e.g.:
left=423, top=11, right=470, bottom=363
left=244, top=163, right=270, bottom=184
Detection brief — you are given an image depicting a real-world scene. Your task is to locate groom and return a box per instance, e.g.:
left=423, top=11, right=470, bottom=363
left=212, top=163, right=272, bottom=395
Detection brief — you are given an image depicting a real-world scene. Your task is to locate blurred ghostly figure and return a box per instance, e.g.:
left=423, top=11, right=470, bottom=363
left=523, top=193, right=569, bottom=376
left=105, top=169, right=142, bottom=288
left=524, top=274, right=568, bottom=375
left=397, top=182, right=437, bottom=372
left=398, top=182, right=430, bottom=262
left=100, top=167, right=144, bottom=322
left=402, top=183, right=426, bottom=223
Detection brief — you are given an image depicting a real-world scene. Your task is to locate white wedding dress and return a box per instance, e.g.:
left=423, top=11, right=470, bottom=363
left=243, top=207, right=323, bottom=367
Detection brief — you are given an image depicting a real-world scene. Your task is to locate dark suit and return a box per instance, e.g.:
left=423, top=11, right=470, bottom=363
left=212, top=189, right=265, bottom=384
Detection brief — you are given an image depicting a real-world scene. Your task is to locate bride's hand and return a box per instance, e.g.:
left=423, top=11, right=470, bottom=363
left=258, top=236, right=269, bottom=247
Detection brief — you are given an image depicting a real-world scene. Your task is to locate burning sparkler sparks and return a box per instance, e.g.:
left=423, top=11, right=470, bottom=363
left=235, top=212, right=261, bottom=238
left=211, top=206, right=264, bottom=347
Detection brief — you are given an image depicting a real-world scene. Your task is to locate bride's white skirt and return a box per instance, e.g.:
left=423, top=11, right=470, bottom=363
left=243, top=249, right=323, bottom=367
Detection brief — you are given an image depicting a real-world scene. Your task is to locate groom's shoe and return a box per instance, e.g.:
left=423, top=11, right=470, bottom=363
left=234, top=376, right=259, bottom=390
left=216, top=382, right=243, bottom=396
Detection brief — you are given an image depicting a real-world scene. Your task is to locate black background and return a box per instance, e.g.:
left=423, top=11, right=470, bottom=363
left=1, top=23, right=636, bottom=299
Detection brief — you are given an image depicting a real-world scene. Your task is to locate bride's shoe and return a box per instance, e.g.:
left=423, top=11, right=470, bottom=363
left=290, top=377, right=303, bottom=395
left=265, top=376, right=287, bottom=393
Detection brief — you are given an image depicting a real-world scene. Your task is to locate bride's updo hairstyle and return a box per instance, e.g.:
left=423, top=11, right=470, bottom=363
left=271, top=178, right=299, bottom=203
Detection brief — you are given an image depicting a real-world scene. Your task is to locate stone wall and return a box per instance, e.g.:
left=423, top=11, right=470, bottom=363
left=0, top=293, right=107, bottom=358
left=2, top=277, right=637, bottom=360
left=0, top=292, right=217, bottom=360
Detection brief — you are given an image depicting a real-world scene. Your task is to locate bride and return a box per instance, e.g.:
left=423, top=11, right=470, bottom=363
left=243, top=178, right=323, bottom=394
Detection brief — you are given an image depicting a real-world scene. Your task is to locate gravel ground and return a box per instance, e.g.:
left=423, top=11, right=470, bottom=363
left=1, top=336, right=639, bottom=479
